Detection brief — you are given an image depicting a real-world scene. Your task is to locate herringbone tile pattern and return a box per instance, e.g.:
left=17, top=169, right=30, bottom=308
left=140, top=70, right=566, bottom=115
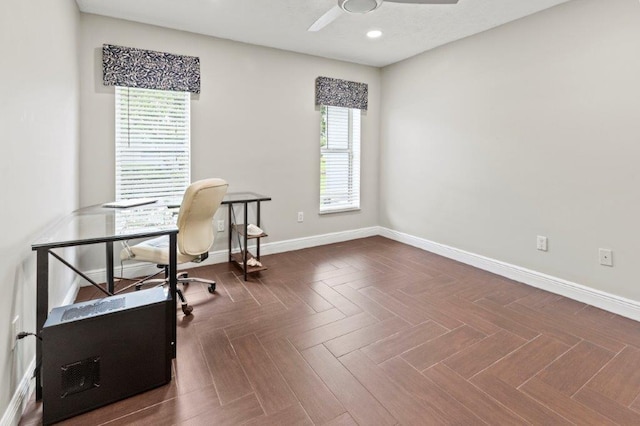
left=21, top=236, right=640, bottom=425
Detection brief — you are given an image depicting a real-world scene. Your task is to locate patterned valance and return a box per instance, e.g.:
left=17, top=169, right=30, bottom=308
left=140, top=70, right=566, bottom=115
left=315, top=76, right=368, bottom=110
left=102, top=44, right=200, bottom=94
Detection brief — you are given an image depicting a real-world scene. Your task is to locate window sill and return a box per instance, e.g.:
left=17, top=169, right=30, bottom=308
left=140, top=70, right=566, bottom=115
left=319, top=207, right=361, bottom=215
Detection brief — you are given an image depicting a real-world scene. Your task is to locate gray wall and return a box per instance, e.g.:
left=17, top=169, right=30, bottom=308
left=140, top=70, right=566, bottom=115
left=77, top=14, right=381, bottom=271
left=380, top=0, right=640, bottom=300
left=0, top=0, right=80, bottom=419
left=4, top=0, right=640, bottom=420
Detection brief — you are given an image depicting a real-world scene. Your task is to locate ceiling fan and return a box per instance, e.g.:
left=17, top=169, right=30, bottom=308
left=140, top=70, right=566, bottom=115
left=308, top=0, right=459, bottom=32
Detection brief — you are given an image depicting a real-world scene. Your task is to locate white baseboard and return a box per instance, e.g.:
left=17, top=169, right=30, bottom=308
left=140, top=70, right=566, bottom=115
left=0, top=358, right=35, bottom=426
left=379, top=227, right=640, bottom=322
left=62, top=276, right=81, bottom=306
left=80, top=226, right=640, bottom=322
left=260, top=226, right=380, bottom=255
left=82, top=227, right=381, bottom=285
left=83, top=226, right=640, bottom=320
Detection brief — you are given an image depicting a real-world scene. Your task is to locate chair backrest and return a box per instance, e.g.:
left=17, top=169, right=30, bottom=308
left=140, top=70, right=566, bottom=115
left=176, top=178, right=228, bottom=256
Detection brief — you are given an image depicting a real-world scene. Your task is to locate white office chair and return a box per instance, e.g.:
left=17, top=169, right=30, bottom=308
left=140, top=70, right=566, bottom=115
left=120, top=178, right=228, bottom=315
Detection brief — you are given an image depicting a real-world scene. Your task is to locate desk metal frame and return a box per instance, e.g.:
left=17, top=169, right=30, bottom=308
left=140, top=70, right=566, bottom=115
left=31, top=206, right=178, bottom=401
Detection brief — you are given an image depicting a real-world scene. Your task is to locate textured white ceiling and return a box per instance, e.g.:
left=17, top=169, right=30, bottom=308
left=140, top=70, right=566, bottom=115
left=75, top=0, right=572, bottom=67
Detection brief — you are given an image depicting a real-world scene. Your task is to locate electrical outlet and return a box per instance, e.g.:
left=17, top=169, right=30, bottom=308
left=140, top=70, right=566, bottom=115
left=11, top=316, right=20, bottom=350
left=297, top=211, right=304, bottom=223
left=217, top=220, right=225, bottom=232
left=599, top=248, right=613, bottom=266
left=536, top=236, right=548, bottom=251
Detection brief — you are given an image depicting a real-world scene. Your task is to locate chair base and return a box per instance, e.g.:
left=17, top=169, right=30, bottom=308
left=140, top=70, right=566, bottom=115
left=132, top=271, right=217, bottom=316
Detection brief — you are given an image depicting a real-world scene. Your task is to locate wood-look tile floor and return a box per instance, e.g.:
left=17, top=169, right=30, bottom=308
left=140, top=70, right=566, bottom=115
left=20, top=236, right=640, bottom=425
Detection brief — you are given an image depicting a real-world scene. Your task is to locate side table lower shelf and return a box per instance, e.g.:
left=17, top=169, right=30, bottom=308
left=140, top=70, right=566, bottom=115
left=230, top=252, right=268, bottom=274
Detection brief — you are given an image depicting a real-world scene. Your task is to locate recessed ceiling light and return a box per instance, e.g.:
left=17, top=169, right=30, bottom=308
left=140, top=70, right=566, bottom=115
left=367, top=30, right=382, bottom=39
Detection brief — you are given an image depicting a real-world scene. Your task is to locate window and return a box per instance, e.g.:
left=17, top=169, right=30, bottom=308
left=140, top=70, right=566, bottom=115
left=320, top=105, right=361, bottom=213
left=115, top=87, right=191, bottom=200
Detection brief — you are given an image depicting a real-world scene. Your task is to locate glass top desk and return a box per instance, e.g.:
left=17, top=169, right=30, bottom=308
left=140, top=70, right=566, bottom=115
left=31, top=203, right=179, bottom=400
left=161, top=191, right=271, bottom=208
left=29, top=192, right=270, bottom=400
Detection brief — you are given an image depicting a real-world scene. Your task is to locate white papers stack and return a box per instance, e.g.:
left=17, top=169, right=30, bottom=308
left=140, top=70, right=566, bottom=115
left=102, top=198, right=158, bottom=208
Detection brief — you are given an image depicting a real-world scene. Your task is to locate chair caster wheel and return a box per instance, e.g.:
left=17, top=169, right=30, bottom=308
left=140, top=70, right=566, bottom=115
left=182, top=304, right=193, bottom=315
left=208, top=284, right=216, bottom=293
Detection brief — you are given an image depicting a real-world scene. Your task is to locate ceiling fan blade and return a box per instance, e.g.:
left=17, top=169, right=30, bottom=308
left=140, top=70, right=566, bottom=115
left=384, top=0, right=458, bottom=4
left=308, top=5, right=344, bottom=32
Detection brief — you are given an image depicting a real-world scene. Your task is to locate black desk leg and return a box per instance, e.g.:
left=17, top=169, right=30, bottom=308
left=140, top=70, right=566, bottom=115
left=228, top=204, right=232, bottom=262
left=106, top=241, right=114, bottom=293
left=169, top=233, right=177, bottom=358
left=243, top=202, right=248, bottom=281
left=35, top=248, right=49, bottom=400
left=256, top=201, right=261, bottom=260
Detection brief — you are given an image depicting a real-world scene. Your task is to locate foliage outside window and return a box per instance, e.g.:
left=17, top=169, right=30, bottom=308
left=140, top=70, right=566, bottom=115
left=320, top=105, right=361, bottom=213
left=115, top=87, right=191, bottom=200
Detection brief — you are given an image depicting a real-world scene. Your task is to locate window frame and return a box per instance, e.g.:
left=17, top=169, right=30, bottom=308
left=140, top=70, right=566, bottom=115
left=319, top=105, right=361, bottom=214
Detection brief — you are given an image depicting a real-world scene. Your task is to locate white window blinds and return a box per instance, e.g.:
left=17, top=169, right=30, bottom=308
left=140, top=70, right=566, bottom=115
left=320, top=105, right=361, bottom=213
left=115, top=87, right=191, bottom=200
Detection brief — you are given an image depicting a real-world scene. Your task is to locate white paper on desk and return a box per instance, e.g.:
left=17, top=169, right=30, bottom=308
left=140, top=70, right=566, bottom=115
left=102, top=198, right=158, bottom=208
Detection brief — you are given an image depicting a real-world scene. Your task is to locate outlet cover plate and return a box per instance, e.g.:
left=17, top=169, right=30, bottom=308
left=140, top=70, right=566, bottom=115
left=536, top=236, right=548, bottom=251
left=11, top=316, right=20, bottom=350
left=599, top=248, right=613, bottom=266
